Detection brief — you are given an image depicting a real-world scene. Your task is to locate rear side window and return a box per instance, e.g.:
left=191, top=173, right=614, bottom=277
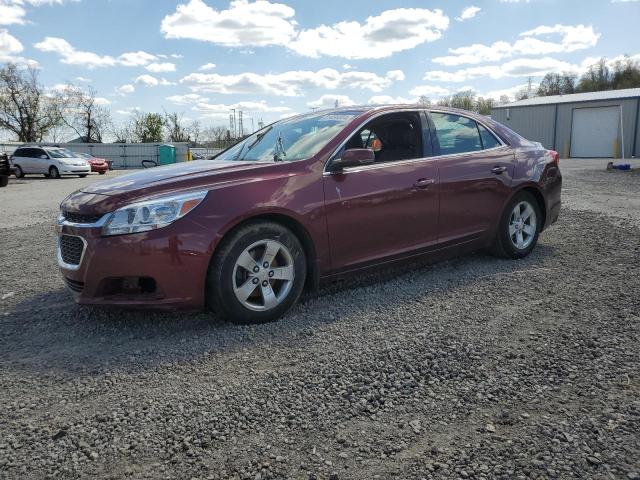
left=430, top=112, right=482, bottom=155
left=478, top=124, right=501, bottom=149
left=13, top=148, right=27, bottom=157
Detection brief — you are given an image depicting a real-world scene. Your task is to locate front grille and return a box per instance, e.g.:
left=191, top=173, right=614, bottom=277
left=59, top=235, right=85, bottom=266
left=63, top=277, right=84, bottom=293
left=62, top=211, right=103, bottom=224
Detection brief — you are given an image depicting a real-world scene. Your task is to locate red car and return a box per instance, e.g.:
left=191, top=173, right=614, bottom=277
left=76, top=153, right=109, bottom=174
left=57, top=105, right=561, bottom=323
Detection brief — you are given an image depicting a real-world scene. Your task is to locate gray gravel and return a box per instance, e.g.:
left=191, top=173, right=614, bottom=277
left=1, top=161, right=639, bottom=480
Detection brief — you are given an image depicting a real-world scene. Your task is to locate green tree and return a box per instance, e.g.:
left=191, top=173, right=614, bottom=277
left=133, top=112, right=164, bottom=143
left=537, top=72, right=576, bottom=96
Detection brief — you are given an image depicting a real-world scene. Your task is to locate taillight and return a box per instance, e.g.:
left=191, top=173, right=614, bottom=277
left=549, top=150, right=560, bottom=166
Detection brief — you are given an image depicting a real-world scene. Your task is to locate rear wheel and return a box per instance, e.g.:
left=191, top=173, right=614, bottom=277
left=0, top=176, right=8, bottom=187
left=13, top=165, right=24, bottom=178
left=98, top=171, right=106, bottom=175
left=492, top=191, right=541, bottom=259
left=207, top=221, right=306, bottom=324
left=49, top=166, right=60, bottom=179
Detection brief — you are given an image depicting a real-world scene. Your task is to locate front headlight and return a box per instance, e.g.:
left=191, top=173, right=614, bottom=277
left=102, top=190, right=208, bottom=236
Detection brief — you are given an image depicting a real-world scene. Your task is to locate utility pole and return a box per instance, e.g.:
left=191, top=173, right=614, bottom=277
left=229, top=114, right=234, bottom=139
left=238, top=110, right=244, bottom=137
left=251, top=118, right=255, bottom=133
left=231, top=108, right=237, bottom=138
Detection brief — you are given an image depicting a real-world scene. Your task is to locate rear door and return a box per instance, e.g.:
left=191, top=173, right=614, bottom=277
left=428, top=111, right=514, bottom=245
left=323, top=111, right=439, bottom=272
left=16, top=148, right=34, bottom=173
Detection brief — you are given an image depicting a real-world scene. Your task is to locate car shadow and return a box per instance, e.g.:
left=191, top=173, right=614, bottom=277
left=0, top=244, right=556, bottom=376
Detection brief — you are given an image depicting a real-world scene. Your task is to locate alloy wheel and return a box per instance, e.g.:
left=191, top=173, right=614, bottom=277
left=508, top=201, right=537, bottom=250
left=232, top=239, right=295, bottom=312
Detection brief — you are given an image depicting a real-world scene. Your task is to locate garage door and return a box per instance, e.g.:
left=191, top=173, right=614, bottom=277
left=570, top=106, right=620, bottom=158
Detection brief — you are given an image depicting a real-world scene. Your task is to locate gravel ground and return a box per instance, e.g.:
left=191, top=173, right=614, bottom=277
left=1, top=161, right=639, bottom=480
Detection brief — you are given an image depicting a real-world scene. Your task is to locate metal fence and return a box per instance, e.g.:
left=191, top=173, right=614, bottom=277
left=191, top=147, right=224, bottom=158
left=0, top=142, right=190, bottom=169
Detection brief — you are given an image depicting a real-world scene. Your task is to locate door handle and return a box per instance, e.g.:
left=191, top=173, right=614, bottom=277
left=491, top=166, right=507, bottom=175
left=413, top=178, right=435, bottom=189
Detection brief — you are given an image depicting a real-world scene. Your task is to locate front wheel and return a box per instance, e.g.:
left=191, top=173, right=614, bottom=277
left=98, top=171, right=106, bottom=175
left=207, top=221, right=306, bottom=324
left=49, top=166, right=60, bottom=179
left=13, top=165, right=24, bottom=178
left=492, top=191, right=541, bottom=259
left=0, top=176, right=8, bottom=187
left=79, top=174, right=87, bottom=178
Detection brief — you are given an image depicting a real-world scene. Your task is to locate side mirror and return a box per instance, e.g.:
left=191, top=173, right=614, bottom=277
left=331, top=148, right=375, bottom=171
left=40, top=154, right=48, bottom=159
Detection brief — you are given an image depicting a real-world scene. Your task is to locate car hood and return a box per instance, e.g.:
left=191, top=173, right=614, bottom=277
left=63, top=160, right=277, bottom=215
left=80, top=160, right=262, bottom=196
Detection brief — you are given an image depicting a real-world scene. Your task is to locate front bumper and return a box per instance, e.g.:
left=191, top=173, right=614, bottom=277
left=90, top=163, right=109, bottom=173
left=56, top=216, right=215, bottom=310
left=60, top=166, right=91, bottom=175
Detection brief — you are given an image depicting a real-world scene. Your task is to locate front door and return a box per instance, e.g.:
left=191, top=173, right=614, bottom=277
left=323, top=111, right=439, bottom=272
left=428, top=111, right=514, bottom=244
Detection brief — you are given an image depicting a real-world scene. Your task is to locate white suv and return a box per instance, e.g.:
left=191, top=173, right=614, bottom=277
left=11, top=146, right=91, bottom=179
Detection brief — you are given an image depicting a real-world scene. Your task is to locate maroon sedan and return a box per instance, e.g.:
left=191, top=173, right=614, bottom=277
left=57, top=105, right=561, bottom=323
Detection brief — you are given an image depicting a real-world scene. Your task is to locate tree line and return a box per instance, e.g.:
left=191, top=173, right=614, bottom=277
left=2, top=56, right=640, bottom=144
left=0, top=62, right=231, bottom=145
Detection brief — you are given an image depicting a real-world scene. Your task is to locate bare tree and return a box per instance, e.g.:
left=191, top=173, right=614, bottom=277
left=0, top=63, right=63, bottom=142
left=164, top=111, right=190, bottom=142
left=189, top=120, right=201, bottom=145
left=61, top=85, right=112, bottom=143
left=110, top=121, right=135, bottom=143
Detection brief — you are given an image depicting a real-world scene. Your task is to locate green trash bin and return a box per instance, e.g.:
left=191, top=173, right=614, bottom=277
left=158, top=144, right=176, bottom=166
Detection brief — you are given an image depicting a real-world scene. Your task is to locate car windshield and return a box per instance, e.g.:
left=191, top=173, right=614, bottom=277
left=47, top=149, right=76, bottom=158
left=76, top=152, right=92, bottom=159
left=216, top=111, right=361, bottom=163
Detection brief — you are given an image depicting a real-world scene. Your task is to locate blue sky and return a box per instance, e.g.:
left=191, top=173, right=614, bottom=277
left=1, top=0, right=639, bottom=134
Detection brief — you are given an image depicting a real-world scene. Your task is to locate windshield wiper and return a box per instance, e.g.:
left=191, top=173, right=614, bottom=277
left=273, top=130, right=287, bottom=162
left=239, top=126, right=273, bottom=161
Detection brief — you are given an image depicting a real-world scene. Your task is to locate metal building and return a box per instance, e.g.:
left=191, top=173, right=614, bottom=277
left=491, top=88, right=640, bottom=158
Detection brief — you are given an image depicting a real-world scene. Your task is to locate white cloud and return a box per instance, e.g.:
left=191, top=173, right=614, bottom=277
left=0, top=28, right=38, bottom=66
left=94, top=97, right=111, bottom=106
left=193, top=100, right=291, bottom=118
left=145, top=62, right=176, bottom=73
left=181, top=68, right=405, bottom=96
left=425, top=57, right=579, bottom=82
left=134, top=74, right=159, bottom=87
left=433, top=24, right=599, bottom=66
left=34, top=37, right=117, bottom=68
left=74, top=76, right=91, bottom=83
left=117, top=50, right=156, bottom=66
left=0, top=2, right=26, bottom=25
left=116, top=84, right=135, bottom=95
left=290, top=8, right=449, bottom=59
left=166, top=93, right=209, bottom=105
left=307, top=94, right=355, bottom=109
left=162, top=1, right=449, bottom=60
left=456, top=6, right=481, bottom=22
left=0, top=28, right=22, bottom=55
left=409, top=85, right=450, bottom=97
left=33, top=38, right=176, bottom=72
left=161, top=0, right=297, bottom=47
left=198, top=62, right=216, bottom=71
left=483, top=82, right=538, bottom=101
left=368, top=95, right=416, bottom=104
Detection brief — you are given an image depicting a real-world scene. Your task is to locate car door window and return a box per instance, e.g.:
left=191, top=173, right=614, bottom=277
left=430, top=112, right=482, bottom=156
left=342, top=112, right=423, bottom=164
left=478, top=124, right=501, bottom=150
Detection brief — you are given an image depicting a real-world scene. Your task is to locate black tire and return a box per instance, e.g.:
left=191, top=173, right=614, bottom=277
left=492, top=191, right=542, bottom=259
left=79, top=174, right=87, bottom=178
left=207, top=221, right=307, bottom=324
left=49, top=166, right=60, bottom=179
left=98, top=171, right=106, bottom=175
left=13, top=165, right=24, bottom=178
left=0, top=176, right=8, bottom=187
